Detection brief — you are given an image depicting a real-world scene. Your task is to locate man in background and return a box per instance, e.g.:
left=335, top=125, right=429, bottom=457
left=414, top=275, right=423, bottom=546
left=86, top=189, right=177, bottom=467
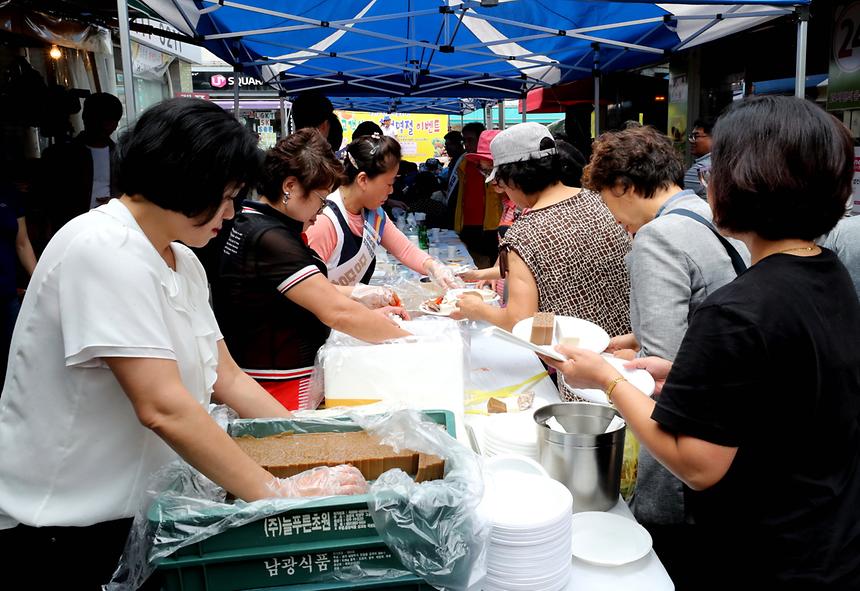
left=37, top=92, right=123, bottom=238
left=291, top=91, right=334, bottom=137
left=448, top=122, right=500, bottom=267
left=442, top=130, right=464, bottom=186
left=380, top=114, right=398, bottom=139
left=684, top=118, right=713, bottom=199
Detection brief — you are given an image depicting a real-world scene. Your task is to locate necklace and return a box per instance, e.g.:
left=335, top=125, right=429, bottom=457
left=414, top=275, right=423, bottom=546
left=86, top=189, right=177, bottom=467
left=773, top=245, right=817, bottom=256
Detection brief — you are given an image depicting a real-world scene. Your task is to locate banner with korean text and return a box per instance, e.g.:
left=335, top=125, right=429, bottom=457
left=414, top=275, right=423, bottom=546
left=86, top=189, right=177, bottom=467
left=336, top=111, right=449, bottom=163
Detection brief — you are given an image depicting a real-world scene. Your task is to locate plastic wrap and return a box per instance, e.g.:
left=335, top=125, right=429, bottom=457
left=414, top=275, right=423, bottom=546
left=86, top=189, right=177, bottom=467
left=356, top=409, right=489, bottom=591
left=108, top=408, right=487, bottom=591
left=309, top=317, right=470, bottom=433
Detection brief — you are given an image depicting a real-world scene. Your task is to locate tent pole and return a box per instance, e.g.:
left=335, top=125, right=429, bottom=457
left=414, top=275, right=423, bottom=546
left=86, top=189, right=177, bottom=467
left=521, top=93, right=527, bottom=123
left=279, top=91, right=287, bottom=138
left=498, top=101, right=506, bottom=130
left=593, top=43, right=600, bottom=137
left=116, top=0, right=137, bottom=126
left=794, top=7, right=809, bottom=99
left=233, top=66, right=241, bottom=120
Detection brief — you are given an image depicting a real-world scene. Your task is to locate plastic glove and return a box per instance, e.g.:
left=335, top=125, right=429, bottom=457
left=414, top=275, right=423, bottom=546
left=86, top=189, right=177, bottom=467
left=425, top=258, right=465, bottom=290
left=374, top=306, right=411, bottom=321
left=267, top=465, right=369, bottom=498
left=351, top=284, right=399, bottom=308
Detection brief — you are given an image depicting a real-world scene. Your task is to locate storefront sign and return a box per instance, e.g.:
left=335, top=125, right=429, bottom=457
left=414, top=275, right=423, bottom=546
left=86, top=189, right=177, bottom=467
left=828, top=2, right=860, bottom=111
left=192, top=71, right=270, bottom=93
left=176, top=92, right=210, bottom=100
left=130, top=18, right=202, bottom=64
left=336, top=111, right=448, bottom=163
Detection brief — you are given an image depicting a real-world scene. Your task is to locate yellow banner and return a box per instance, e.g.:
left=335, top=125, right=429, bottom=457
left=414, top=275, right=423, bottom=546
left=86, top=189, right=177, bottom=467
left=335, top=111, right=449, bottom=163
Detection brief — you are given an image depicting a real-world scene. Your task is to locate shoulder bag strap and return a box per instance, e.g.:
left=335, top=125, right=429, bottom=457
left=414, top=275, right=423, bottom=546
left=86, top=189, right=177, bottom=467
left=665, top=209, right=747, bottom=276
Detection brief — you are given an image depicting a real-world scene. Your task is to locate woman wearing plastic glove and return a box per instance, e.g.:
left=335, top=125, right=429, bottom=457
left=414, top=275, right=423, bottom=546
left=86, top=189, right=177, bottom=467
left=306, top=133, right=462, bottom=290
left=0, top=99, right=363, bottom=590
left=543, top=97, right=860, bottom=589
left=214, top=129, right=410, bottom=412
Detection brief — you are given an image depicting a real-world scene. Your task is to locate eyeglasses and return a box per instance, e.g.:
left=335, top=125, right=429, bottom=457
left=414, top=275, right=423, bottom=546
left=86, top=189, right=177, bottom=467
left=688, top=132, right=709, bottom=142
left=311, top=190, right=329, bottom=214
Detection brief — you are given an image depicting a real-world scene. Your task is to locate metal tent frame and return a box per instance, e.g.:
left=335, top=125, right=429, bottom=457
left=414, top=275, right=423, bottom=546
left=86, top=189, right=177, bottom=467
left=120, top=0, right=811, bottom=124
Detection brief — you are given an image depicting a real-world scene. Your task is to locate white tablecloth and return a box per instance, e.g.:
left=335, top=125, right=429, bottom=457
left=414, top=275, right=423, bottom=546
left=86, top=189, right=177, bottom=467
left=467, top=325, right=674, bottom=591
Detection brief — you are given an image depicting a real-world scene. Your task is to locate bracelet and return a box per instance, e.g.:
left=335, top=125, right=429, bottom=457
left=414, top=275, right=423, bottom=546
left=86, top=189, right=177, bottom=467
left=604, top=375, right=627, bottom=404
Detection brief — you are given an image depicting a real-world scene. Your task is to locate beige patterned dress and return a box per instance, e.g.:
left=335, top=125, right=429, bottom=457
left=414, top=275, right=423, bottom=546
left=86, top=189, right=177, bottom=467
left=500, top=189, right=632, bottom=400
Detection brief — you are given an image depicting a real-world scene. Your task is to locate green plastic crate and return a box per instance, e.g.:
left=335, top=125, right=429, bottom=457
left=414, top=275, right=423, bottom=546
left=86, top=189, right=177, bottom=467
left=159, top=538, right=428, bottom=591
left=153, top=410, right=454, bottom=590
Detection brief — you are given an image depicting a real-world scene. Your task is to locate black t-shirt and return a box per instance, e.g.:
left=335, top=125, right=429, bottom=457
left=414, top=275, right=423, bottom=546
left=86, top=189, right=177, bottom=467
left=652, top=249, right=860, bottom=588
left=213, top=201, right=330, bottom=372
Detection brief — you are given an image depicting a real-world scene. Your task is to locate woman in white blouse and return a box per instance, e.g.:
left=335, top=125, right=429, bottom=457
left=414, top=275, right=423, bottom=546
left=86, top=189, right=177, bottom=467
left=0, top=99, right=365, bottom=588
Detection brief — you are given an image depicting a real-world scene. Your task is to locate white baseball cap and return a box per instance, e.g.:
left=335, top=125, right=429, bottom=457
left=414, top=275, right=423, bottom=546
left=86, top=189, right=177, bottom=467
left=486, top=122, right=557, bottom=183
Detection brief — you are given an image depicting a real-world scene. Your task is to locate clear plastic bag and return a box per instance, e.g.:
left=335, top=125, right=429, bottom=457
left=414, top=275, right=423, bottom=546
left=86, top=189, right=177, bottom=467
left=309, top=317, right=470, bottom=429
left=108, top=408, right=487, bottom=591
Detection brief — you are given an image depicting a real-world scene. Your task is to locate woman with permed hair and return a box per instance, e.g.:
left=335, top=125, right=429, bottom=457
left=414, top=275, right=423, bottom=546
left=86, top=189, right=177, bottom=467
left=546, top=96, right=860, bottom=588
left=581, top=123, right=749, bottom=589
left=213, top=128, right=410, bottom=411
left=306, top=134, right=461, bottom=289
left=0, top=99, right=367, bottom=589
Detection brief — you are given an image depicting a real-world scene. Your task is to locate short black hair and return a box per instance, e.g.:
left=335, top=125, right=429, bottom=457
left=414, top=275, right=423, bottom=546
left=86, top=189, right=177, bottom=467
left=258, top=128, right=343, bottom=202
left=353, top=121, right=383, bottom=138
left=710, top=96, right=852, bottom=241
left=83, top=92, right=122, bottom=122
left=326, top=112, right=343, bottom=151
left=556, top=139, right=586, bottom=187
left=461, top=122, right=486, bottom=138
left=494, top=136, right=562, bottom=195
left=343, top=135, right=401, bottom=183
left=692, top=118, right=715, bottom=135
left=582, top=125, right=684, bottom=199
left=291, top=91, right=333, bottom=130
left=116, top=98, right=261, bottom=222
left=444, top=130, right=463, bottom=142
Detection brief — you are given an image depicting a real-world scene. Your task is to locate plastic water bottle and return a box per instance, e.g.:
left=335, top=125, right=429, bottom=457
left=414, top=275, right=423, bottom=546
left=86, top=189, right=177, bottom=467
left=417, top=217, right=429, bottom=251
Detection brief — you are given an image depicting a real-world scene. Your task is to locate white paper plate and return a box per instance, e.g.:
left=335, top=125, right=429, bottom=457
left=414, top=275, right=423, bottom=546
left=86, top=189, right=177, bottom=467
left=419, top=288, right=499, bottom=316
left=571, top=511, right=652, bottom=566
left=485, top=455, right=548, bottom=478
left=566, top=356, right=656, bottom=404
left=446, top=287, right=500, bottom=302
left=512, top=316, right=610, bottom=357
left=418, top=302, right=456, bottom=316
left=487, top=472, right=573, bottom=531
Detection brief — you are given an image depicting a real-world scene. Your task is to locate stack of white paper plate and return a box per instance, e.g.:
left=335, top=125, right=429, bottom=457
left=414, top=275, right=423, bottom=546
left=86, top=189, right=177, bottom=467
left=483, top=411, right=539, bottom=461
left=484, top=472, right=573, bottom=591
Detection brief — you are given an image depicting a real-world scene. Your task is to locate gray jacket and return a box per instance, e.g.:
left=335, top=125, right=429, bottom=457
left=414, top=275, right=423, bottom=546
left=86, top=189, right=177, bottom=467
left=627, top=190, right=750, bottom=525
left=821, top=215, right=860, bottom=299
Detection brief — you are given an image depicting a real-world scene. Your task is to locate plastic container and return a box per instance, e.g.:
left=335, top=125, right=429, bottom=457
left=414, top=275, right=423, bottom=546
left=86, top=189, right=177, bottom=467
left=533, top=403, right=626, bottom=512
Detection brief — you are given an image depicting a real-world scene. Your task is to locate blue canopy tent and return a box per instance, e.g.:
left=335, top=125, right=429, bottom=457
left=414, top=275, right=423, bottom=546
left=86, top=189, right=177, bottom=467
left=127, top=0, right=810, bottom=124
